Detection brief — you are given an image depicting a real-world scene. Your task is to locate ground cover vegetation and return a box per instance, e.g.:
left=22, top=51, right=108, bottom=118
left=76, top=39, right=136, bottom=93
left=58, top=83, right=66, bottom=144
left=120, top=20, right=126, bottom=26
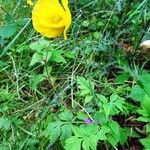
left=0, top=0, right=150, bottom=149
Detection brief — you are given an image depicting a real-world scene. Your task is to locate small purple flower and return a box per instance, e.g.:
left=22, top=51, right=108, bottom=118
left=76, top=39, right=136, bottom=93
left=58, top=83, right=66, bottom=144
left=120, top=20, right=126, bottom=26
left=84, top=118, right=93, bottom=125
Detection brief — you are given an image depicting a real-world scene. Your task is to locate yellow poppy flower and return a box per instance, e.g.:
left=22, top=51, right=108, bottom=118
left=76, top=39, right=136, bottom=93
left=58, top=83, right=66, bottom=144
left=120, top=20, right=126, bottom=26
left=27, top=0, right=33, bottom=5
left=32, top=0, right=72, bottom=40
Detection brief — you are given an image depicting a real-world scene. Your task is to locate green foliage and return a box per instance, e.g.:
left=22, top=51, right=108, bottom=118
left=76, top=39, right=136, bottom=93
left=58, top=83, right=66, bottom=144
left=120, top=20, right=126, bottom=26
left=140, top=138, right=150, bottom=150
left=115, top=73, right=129, bottom=84
left=44, top=122, right=73, bottom=145
left=0, top=23, right=17, bottom=39
left=44, top=109, right=73, bottom=145
left=65, top=121, right=134, bottom=149
left=44, top=122, right=62, bottom=144
left=137, top=94, right=150, bottom=123
left=129, top=73, right=150, bottom=149
left=65, top=137, right=82, bottom=150
left=58, top=109, right=73, bottom=121
left=130, top=73, right=150, bottom=123
left=130, top=73, right=150, bottom=101
left=29, top=39, right=67, bottom=66
left=0, top=89, right=16, bottom=102
left=0, top=117, right=11, bottom=130
left=77, top=76, right=95, bottom=104
left=0, top=0, right=150, bottom=149
left=97, top=93, right=127, bottom=119
left=28, top=38, right=74, bottom=90
left=31, top=74, right=45, bottom=90
left=65, top=125, right=99, bottom=150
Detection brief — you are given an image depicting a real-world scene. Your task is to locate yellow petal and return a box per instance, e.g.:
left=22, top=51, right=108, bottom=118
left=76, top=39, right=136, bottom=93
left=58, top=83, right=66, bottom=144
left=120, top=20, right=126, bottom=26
left=35, top=25, right=64, bottom=38
left=62, top=0, right=72, bottom=40
left=32, top=0, right=71, bottom=39
left=62, top=0, right=69, bottom=10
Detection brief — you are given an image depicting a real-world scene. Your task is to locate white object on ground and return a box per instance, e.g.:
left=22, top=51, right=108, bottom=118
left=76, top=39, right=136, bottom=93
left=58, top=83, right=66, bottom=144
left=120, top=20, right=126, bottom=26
left=140, top=40, right=150, bottom=49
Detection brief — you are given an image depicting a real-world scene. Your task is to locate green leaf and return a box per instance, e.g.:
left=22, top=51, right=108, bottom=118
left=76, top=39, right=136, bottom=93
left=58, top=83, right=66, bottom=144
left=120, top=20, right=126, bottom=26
left=29, top=38, right=50, bottom=52
left=51, top=50, right=67, bottom=63
left=0, top=117, right=11, bottom=130
left=31, top=74, right=45, bottom=90
left=130, top=130, right=140, bottom=138
left=30, top=52, right=43, bottom=66
left=83, top=135, right=98, bottom=149
left=136, top=117, right=150, bottom=122
left=109, top=121, right=120, bottom=140
left=59, top=110, right=73, bottom=121
left=83, top=125, right=98, bottom=135
left=43, top=66, right=52, bottom=77
left=0, top=60, right=8, bottom=67
left=61, top=124, right=73, bottom=144
left=89, top=135, right=98, bottom=150
left=146, top=123, right=150, bottom=133
left=110, top=93, right=118, bottom=102
left=97, top=94, right=108, bottom=104
left=82, top=20, right=90, bottom=27
left=115, top=73, right=129, bottom=84
left=77, top=76, right=94, bottom=104
left=0, top=89, right=15, bottom=102
left=119, top=128, right=130, bottom=145
left=80, top=89, right=90, bottom=96
left=64, top=51, right=75, bottom=59
left=140, top=138, right=150, bottom=149
left=107, top=121, right=121, bottom=146
left=137, top=94, right=150, bottom=122
left=43, top=51, right=52, bottom=62
left=94, top=111, right=108, bottom=125
left=103, top=104, right=111, bottom=117
left=49, top=76, right=57, bottom=85
left=85, top=95, right=93, bottom=103
left=77, top=112, right=88, bottom=120
left=72, top=126, right=87, bottom=137
left=114, top=98, right=125, bottom=111
left=130, top=73, right=150, bottom=102
left=108, top=135, right=118, bottom=147
left=66, top=125, right=99, bottom=150
left=45, top=122, right=62, bottom=144
left=98, top=126, right=110, bottom=140
left=101, top=94, right=126, bottom=117
left=139, top=73, right=150, bottom=94
left=73, top=125, right=99, bottom=138
left=142, top=94, right=150, bottom=114
left=130, top=85, right=145, bottom=101
left=93, top=32, right=100, bottom=40
left=0, top=23, right=17, bottom=39
left=65, top=137, right=82, bottom=150
left=82, top=138, right=90, bottom=150
left=45, top=114, right=55, bottom=126
left=50, top=125, right=61, bottom=143
left=98, top=131, right=107, bottom=140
